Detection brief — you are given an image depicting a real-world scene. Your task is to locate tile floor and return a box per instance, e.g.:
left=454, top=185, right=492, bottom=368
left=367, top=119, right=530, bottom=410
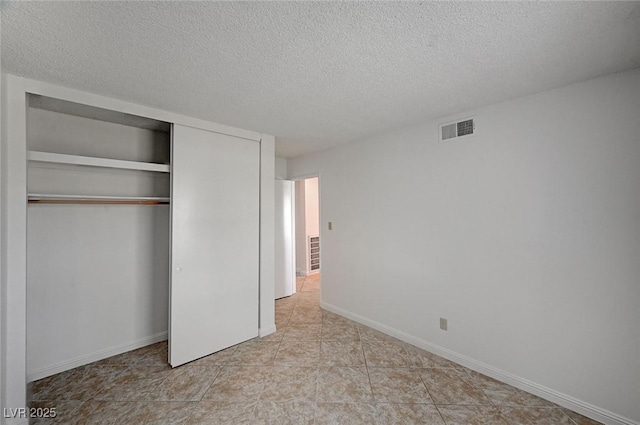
left=28, top=273, right=602, bottom=424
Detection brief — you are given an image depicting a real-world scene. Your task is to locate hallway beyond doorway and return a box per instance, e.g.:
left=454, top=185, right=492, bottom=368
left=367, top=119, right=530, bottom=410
left=294, top=176, right=320, bottom=277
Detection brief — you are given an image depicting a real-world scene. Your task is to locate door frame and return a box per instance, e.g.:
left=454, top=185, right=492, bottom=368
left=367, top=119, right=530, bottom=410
left=0, top=75, right=276, bottom=417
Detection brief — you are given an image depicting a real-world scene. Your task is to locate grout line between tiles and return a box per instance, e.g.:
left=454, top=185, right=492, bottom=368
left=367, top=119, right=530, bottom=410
left=359, top=325, right=378, bottom=407
left=461, top=368, right=500, bottom=409
left=195, top=365, right=222, bottom=404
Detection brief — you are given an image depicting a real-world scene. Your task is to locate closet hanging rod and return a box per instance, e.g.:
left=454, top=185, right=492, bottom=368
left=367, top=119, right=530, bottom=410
left=27, top=194, right=170, bottom=205
left=28, top=199, right=169, bottom=205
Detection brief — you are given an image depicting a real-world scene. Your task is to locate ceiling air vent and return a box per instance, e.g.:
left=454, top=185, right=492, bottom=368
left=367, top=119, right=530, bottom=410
left=439, top=117, right=475, bottom=142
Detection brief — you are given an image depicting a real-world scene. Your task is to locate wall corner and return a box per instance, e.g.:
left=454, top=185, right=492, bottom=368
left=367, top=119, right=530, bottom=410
left=259, top=134, right=276, bottom=332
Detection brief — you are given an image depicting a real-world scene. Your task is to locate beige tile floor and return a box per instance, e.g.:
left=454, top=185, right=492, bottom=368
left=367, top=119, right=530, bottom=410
left=29, top=273, right=602, bottom=424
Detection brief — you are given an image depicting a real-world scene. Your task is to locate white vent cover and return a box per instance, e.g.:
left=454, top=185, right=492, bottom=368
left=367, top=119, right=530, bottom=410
left=439, top=117, right=475, bottom=142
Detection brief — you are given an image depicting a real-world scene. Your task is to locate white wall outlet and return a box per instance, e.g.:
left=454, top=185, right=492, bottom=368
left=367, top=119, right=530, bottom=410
left=440, top=317, right=448, bottom=331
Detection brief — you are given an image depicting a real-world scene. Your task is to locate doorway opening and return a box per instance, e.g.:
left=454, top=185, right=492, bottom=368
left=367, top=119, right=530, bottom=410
left=295, top=176, right=320, bottom=293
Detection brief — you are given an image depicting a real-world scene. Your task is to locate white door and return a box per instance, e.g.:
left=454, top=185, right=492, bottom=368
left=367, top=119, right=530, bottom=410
left=170, top=124, right=259, bottom=367
left=275, top=180, right=295, bottom=299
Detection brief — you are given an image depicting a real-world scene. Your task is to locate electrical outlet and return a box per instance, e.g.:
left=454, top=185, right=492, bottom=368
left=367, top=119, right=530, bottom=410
left=328, top=222, right=333, bottom=230
left=440, top=317, right=448, bottom=331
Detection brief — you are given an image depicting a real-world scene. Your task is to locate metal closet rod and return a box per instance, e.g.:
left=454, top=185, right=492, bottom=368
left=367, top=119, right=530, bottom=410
left=28, top=199, right=169, bottom=205
left=27, top=194, right=170, bottom=205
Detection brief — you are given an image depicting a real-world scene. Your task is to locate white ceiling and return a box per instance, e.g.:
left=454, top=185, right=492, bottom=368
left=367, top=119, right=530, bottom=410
left=2, top=2, right=640, bottom=158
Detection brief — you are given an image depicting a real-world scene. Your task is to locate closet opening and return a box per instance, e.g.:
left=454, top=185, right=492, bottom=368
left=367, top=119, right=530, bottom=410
left=26, top=93, right=172, bottom=383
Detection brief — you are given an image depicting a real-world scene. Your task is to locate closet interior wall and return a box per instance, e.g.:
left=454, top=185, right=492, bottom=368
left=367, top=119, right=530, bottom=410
left=26, top=98, right=171, bottom=381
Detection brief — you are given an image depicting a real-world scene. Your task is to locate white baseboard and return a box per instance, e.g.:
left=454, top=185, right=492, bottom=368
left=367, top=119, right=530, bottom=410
left=320, top=301, right=638, bottom=425
left=27, top=331, right=168, bottom=382
left=259, top=325, right=277, bottom=337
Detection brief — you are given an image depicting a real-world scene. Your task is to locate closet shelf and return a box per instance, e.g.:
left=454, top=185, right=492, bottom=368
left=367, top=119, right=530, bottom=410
left=28, top=194, right=170, bottom=205
left=28, top=151, right=170, bottom=173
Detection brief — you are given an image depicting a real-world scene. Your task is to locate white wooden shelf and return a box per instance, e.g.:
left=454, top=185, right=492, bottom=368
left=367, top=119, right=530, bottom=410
left=28, top=151, right=170, bottom=173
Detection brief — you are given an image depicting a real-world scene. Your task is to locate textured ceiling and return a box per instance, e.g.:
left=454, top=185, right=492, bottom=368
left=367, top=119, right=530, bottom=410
left=2, top=2, right=640, bottom=158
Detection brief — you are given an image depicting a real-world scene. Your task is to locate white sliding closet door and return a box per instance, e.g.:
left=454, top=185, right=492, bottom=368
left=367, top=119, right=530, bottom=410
left=170, top=124, right=259, bottom=367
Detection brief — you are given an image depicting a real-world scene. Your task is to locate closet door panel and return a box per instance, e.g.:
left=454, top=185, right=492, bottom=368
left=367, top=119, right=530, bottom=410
left=170, top=124, right=259, bottom=367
